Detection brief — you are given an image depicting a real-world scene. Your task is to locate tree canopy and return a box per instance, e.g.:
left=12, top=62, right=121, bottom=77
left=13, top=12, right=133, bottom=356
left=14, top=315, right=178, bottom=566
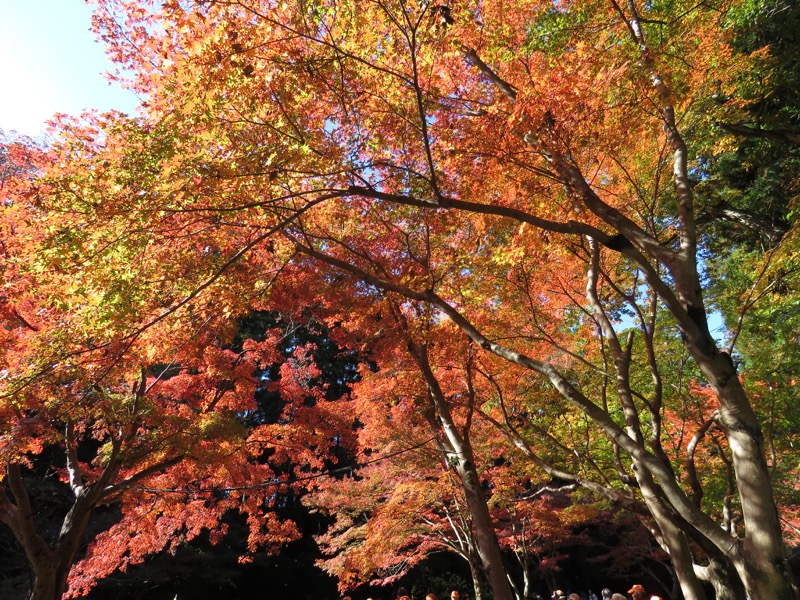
left=2, top=0, right=800, bottom=598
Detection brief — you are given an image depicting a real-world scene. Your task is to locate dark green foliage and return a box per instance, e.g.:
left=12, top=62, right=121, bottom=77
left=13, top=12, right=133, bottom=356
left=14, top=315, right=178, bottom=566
left=697, top=0, right=800, bottom=323
left=694, top=0, right=799, bottom=258
left=728, top=0, right=800, bottom=125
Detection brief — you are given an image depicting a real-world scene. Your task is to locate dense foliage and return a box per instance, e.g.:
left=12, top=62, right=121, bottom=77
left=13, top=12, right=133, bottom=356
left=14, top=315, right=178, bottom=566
left=2, top=0, right=799, bottom=599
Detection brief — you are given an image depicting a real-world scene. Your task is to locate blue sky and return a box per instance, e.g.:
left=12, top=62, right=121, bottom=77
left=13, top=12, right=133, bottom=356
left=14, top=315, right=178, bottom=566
left=0, top=0, right=140, bottom=136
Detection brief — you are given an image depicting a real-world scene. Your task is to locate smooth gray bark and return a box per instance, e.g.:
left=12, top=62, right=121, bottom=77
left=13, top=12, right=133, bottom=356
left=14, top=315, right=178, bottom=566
left=410, top=341, right=514, bottom=600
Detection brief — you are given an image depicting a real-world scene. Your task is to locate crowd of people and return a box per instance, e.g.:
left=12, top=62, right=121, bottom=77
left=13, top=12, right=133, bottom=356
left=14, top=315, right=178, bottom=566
left=547, top=584, right=662, bottom=600
left=375, top=584, right=663, bottom=600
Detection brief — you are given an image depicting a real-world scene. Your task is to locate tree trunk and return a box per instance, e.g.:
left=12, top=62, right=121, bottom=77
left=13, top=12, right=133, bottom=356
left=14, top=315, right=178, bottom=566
left=632, top=461, right=707, bottom=600
left=27, top=562, right=70, bottom=600
left=4, top=463, right=98, bottom=600
left=411, top=342, right=514, bottom=600
left=696, top=557, right=746, bottom=600
left=449, top=431, right=513, bottom=600
left=508, top=570, right=522, bottom=600
left=522, top=562, right=532, bottom=600
left=584, top=5, right=798, bottom=595
left=469, top=553, right=486, bottom=600
left=734, top=536, right=797, bottom=600
left=586, top=238, right=708, bottom=600
left=688, top=341, right=797, bottom=599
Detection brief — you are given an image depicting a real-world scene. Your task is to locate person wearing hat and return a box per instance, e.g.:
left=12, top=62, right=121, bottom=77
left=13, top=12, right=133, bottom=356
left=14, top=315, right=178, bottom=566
left=451, top=591, right=460, bottom=600
left=628, top=584, right=646, bottom=600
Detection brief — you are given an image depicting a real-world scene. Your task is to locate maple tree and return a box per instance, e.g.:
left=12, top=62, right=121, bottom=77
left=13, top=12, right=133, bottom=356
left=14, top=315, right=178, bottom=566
left=0, top=310, right=279, bottom=600
left=314, top=316, right=677, bottom=600
left=3, top=0, right=800, bottom=598
left=312, top=444, right=483, bottom=596
left=311, top=310, right=511, bottom=600
left=0, top=142, right=357, bottom=600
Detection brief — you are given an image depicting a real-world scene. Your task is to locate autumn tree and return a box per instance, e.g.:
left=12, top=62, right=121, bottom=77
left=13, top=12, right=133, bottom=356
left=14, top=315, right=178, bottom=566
left=311, top=307, right=512, bottom=600
left=14, top=0, right=800, bottom=598
left=0, top=301, right=360, bottom=600
left=0, top=304, right=279, bottom=600
left=312, top=442, right=484, bottom=597
left=1, top=139, right=357, bottom=600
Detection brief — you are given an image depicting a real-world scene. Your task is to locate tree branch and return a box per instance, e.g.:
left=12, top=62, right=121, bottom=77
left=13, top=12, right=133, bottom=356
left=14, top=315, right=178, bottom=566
left=716, top=122, right=800, bottom=145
